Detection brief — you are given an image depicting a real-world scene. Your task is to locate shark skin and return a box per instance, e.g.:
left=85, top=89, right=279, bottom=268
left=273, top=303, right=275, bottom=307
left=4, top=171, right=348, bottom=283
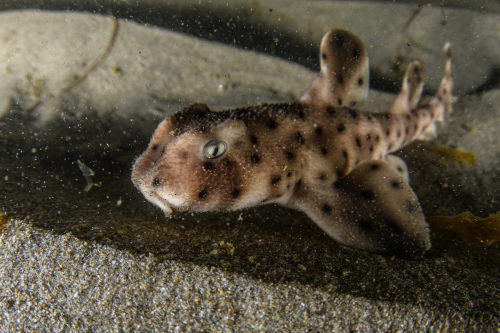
left=132, top=29, right=453, bottom=255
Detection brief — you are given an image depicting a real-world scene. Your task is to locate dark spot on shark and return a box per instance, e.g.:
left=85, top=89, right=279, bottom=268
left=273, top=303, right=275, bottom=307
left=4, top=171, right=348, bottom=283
left=267, top=119, right=278, bottom=129
left=337, top=124, right=346, bottom=132
left=353, top=48, right=361, bottom=59
left=322, top=204, right=332, bottom=214
left=349, top=109, right=358, bottom=119
left=315, top=127, right=323, bottom=135
left=358, top=78, right=363, bottom=86
left=152, top=144, right=159, bottom=151
left=199, top=189, right=207, bottom=199
left=319, top=174, right=326, bottom=181
left=355, top=138, right=361, bottom=148
left=321, top=147, right=328, bottom=155
left=361, top=189, right=374, bottom=200
left=203, top=162, right=213, bottom=171
left=230, top=188, right=240, bottom=198
left=359, top=220, right=373, bottom=231
left=152, top=178, right=162, bottom=187
left=334, top=31, right=345, bottom=46
left=250, top=135, right=258, bottom=145
left=285, top=151, right=294, bottom=159
left=387, top=220, right=403, bottom=235
left=338, top=98, right=343, bottom=106
left=250, top=155, right=260, bottom=164
left=326, top=106, right=335, bottom=116
left=391, top=180, right=400, bottom=188
left=296, top=132, right=305, bottom=144
left=271, top=176, right=281, bottom=185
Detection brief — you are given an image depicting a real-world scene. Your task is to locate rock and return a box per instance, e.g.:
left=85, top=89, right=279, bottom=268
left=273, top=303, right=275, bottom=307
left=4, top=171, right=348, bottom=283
left=0, top=10, right=315, bottom=124
left=2, top=1, right=499, bottom=95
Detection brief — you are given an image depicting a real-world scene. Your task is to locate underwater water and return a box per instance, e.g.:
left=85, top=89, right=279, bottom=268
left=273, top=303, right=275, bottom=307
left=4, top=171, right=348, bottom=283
left=0, top=1, right=499, bottom=331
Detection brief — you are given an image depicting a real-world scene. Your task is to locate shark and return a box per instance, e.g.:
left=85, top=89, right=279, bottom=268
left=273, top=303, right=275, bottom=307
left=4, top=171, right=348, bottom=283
left=132, top=29, right=453, bottom=254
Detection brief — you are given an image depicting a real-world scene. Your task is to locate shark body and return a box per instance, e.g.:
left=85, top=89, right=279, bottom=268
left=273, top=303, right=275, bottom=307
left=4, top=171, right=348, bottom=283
left=132, top=30, right=453, bottom=254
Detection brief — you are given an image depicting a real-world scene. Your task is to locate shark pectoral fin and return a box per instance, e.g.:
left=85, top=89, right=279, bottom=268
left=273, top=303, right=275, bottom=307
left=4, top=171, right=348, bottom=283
left=286, top=160, right=430, bottom=254
left=390, top=61, right=424, bottom=115
left=300, top=29, right=369, bottom=108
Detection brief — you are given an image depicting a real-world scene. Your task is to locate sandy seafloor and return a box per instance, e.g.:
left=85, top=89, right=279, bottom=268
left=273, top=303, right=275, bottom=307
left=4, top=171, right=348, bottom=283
left=1, top=3, right=500, bottom=332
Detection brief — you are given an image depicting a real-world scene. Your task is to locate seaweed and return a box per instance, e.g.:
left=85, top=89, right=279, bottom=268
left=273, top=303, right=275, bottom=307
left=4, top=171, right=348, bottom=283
left=432, top=146, right=477, bottom=166
left=0, top=211, right=6, bottom=233
left=427, top=212, right=500, bottom=246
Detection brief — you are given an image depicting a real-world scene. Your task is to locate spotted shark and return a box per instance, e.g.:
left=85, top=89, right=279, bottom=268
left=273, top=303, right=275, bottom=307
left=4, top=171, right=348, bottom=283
left=132, top=29, right=452, bottom=254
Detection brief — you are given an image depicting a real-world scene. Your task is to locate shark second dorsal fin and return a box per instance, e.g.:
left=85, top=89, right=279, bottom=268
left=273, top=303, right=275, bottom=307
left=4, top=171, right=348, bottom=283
left=300, top=29, right=369, bottom=108
left=390, top=61, right=425, bottom=115
left=287, top=160, right=430, bottom=254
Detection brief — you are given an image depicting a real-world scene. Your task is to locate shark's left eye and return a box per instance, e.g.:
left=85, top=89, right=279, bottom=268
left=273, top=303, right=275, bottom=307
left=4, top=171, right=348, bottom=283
left=204, top=139, right=227, bottom=159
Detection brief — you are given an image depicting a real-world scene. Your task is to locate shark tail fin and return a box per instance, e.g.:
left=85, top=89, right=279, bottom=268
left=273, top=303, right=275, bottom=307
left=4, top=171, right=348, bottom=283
left=415, top=43, right=452, bottom=141
left=430, top=42, right=453, bottom=123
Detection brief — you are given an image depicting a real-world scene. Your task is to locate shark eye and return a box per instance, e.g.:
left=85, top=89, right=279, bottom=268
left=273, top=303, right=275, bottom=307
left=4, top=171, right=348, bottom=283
left=203, top=139, right=227, bottom=159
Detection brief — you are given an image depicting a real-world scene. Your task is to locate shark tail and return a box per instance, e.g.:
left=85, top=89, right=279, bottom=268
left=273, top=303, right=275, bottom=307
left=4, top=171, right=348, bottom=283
left=431, top=42, right=453, bottom=122
left=415, top=43, right=452, bottom=141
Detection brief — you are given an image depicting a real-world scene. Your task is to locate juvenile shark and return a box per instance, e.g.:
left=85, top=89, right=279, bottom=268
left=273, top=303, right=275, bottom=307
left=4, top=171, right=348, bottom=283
left=132, top=29, right=452, bottom=254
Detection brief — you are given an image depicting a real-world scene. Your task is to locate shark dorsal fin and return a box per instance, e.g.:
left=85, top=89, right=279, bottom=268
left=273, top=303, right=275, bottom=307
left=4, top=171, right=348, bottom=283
left=390, top=61, right=425, bottom=115
left=300, top=29, right=369, bottom=108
